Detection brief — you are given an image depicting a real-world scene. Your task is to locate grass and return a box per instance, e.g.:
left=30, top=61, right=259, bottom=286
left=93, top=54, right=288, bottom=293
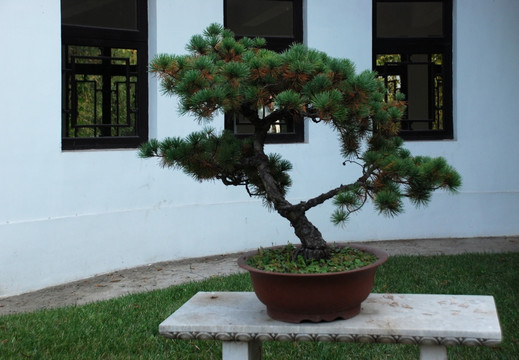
left=1, top=252, right=518, bottom=359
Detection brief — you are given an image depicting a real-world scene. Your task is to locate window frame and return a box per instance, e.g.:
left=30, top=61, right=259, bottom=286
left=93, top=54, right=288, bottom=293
left=61, top=0, right=148, bottom=150
left=223, top=0, right=305, bottom=143
left=372, top=0, right=453, bottom=140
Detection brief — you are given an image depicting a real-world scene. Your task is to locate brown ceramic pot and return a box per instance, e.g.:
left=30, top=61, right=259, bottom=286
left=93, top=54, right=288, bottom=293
left=237, top=244, right=388, bottom=323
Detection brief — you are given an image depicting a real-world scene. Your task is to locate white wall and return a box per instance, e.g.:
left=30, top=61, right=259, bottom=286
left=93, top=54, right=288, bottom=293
left=1, top=0, right=518, bottom=297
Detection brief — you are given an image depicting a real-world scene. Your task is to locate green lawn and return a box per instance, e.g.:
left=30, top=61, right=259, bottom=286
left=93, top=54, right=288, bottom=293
left=1, top=252, right=518, bottom=359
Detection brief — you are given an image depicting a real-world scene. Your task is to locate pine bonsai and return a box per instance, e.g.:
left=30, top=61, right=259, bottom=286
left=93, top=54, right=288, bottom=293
left=139, top=24, right=461, bottom=261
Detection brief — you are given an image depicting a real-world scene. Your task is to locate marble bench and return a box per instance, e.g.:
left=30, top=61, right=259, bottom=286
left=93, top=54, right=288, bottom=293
left=159, top=291, right=501, bottom=360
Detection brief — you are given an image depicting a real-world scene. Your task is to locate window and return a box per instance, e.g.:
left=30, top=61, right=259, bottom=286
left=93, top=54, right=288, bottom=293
left=61, top=0, right=148, bottom=150
left=373, top=0, right=453, bottom=140
left=224, top=0, right=304, bottom=143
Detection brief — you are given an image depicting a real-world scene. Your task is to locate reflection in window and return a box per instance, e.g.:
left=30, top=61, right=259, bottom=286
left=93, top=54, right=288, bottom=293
left=373, top=0, right=452, bottom=140
left=63, top=46, right=139, bottom=138
left=225, top=0, right=294, bottom=37
left=231, top=104, right=296, bottom=136
left=376, top=1, right=443, bottom=38
left=376, top=53, right=444, bottom=132
left=61, top=0, right=138, bottom=30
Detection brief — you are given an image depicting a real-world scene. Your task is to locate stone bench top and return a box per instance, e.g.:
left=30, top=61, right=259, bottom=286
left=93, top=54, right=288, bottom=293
left=159, top=291, right=501, bottom=347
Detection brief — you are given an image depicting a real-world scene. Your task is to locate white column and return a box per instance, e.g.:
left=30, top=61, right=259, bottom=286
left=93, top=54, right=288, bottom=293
left=222, top=341, right=262, bottom=360
left=419, top=345, right=447, bottom=360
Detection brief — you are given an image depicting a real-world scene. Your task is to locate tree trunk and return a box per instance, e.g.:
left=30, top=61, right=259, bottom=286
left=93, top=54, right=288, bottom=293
left=284, top=208, right=330, bottom=261
left=253, top=127, right=330, bottom=260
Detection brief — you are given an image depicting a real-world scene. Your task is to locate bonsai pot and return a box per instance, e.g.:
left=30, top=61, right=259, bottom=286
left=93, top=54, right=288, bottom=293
left=237, top=244, right=388, bottom=323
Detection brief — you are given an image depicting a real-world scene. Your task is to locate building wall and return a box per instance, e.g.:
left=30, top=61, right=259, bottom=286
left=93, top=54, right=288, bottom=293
left=1, top=0, right=518, bottom=297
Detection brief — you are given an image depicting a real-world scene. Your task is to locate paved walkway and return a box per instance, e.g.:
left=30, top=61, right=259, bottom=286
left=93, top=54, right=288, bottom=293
left=1, top=236, right=518, bottom=316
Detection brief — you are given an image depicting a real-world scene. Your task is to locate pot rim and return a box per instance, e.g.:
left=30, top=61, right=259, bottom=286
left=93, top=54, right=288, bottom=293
left=237, top=243, right=388, bottom=277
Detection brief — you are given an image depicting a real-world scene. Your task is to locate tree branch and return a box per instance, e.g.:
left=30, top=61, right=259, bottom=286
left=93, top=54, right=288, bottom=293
left=300, top=166, right=376, bottom=212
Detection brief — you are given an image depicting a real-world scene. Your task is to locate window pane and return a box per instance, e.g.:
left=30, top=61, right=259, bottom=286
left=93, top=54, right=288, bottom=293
left=226, top=0, right=294, bottom=37
left=63, top=45, right=139, bottom=138
left=376, top=53, right=445, bottom=131
left=111, top=48, right=138, bottom=65
left=376, top=2, right=443, bottom=38
left=232, top=112, right=296, bottom=135
left=407, top=54, right=429, bottom=126
left=61, top=0, right=138, bottom=30
left=376, top=54, right=402, bottom=66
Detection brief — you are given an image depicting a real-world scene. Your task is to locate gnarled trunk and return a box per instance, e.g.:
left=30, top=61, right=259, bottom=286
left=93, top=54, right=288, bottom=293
left=284, top=209, right=330, bottom=261
left=253, top=128, right=330, bottom=261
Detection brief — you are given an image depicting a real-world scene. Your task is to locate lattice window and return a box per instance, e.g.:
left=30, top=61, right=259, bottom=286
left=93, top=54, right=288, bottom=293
left=375, top=53, right=445, bottom=132
left=61, top=0, right=148, bottom=150
left=373, top=0, right=453, bottom=140
left=63, top=46, right=139, bottom=138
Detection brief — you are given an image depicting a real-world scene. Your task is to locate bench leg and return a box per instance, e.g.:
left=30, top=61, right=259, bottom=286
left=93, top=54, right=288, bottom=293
left=419, top=345, right=447, bottom=360
left=222, top=341, right=262, bottom=360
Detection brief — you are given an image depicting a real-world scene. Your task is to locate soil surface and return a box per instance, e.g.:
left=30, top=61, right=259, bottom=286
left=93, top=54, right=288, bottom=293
left=1, top=237, right=518, bottom=316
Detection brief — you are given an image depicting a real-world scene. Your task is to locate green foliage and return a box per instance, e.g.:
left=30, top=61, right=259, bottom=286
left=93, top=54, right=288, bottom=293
left=331, top=184, right=366, bottom=226
left=274, top=89, right=304, bottom=111
left=374, top=187, right=404, bottom=216
left=146, top=23, right=397, bottom=133
left=331, top=132, right=462, bottom=223
left=142, top=24, right=462, bottom=240
left=246, top=244, right=377, bottom=274
left=139, top=128, right=292, bottom=200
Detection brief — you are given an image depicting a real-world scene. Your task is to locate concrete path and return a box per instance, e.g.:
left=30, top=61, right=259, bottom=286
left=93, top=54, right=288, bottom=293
left=1, top=236, right=517, bottom=316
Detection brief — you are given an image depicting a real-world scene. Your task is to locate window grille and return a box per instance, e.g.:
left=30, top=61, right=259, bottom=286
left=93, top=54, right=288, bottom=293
left=61, top=0, right=148, bottom=150
left=373, top=0, right=453, bottom=140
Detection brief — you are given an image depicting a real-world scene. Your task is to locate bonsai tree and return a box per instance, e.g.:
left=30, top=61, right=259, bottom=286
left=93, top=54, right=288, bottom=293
left=140, top=24, right=461, bottom=261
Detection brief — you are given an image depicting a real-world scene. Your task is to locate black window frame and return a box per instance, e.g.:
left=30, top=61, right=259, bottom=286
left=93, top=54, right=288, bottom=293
left=372, top=0, right=453, bottom=140
left=61, top=0, right=148, bottom=150
left=224, top=0, right=305, bottom=144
